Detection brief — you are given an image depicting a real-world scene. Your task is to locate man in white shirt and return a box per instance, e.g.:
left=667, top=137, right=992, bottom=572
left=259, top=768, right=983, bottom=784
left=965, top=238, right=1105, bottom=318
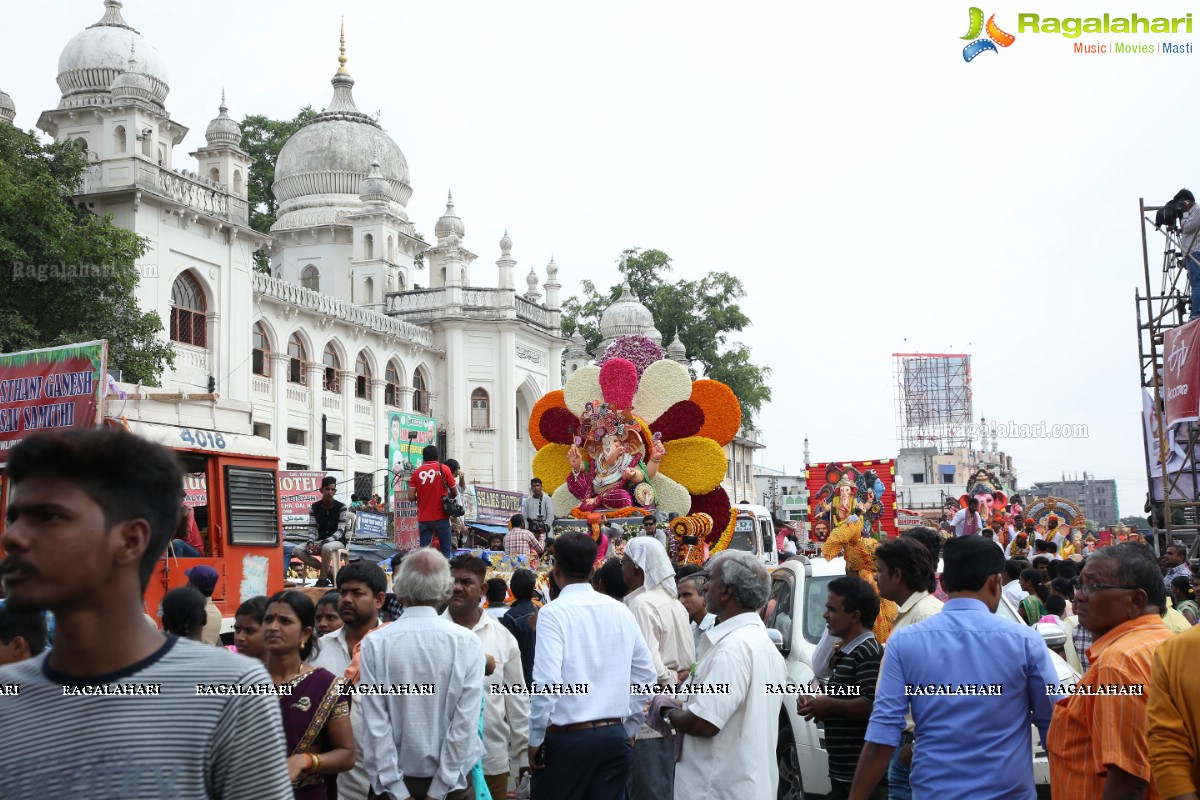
left=622, top=538, right=695, bottom=800
left=360, top=549, right=486, bottom=800
left=1002, top=560, right=1029, bottom=608
left=981, top=528, right=1005, bottom=554
left=660, top=550, right=788, bottom=800
left=309, top=562, right=388, bottom=800
left=520, top=478, right=553, bottom=539
left=445, top=555, right=529, bottom=800
left=639, top=515, right=669, bottom=549
left=950, top=497, right=985, bottom=537
left=873, top=536, right=944, bottom=799
left=677, top=573, right=716, bottom=660
left=528, top=532, right=657, bottom=800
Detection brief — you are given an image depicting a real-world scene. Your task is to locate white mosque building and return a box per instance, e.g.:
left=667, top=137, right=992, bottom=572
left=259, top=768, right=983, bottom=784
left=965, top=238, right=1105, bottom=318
left=0, top=1, right=569, bottom=496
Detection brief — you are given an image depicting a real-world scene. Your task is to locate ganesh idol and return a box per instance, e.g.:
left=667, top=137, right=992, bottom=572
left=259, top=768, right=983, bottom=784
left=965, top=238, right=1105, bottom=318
left=565, top=401, right=666, bottom=512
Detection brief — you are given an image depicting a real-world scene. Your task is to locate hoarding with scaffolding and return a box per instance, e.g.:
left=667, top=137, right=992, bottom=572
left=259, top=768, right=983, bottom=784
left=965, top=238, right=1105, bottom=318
left=892, top=353, right=974, bottom=450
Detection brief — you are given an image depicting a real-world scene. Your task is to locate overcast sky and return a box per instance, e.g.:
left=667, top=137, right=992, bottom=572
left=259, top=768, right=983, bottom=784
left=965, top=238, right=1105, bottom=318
left=5, top=0, right=1192, bottom=517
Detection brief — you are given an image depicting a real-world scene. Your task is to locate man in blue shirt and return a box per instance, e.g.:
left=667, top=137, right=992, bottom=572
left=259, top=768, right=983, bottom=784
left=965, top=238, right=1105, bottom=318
left=849, top=535, right=1060, bottom=800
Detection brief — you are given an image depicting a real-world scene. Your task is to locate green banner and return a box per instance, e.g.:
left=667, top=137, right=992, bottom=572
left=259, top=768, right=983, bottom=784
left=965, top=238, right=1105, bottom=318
left=387, top=411, right=437, bottom=500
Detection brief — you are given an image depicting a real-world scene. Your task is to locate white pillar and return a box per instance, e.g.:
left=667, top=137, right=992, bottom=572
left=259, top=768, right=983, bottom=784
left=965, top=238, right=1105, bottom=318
left=498, top=327, right=517, bottom=490
left=442, top=324, right=466, bottom=463
left=270, top=353, right=290, bottom=460
left=307, top=363, right=325, bottom=469
left=341, top=365, right=356, bottom=485
left=548, top=343, right=564, bottom=391
left=371, top=377, right=387, bottom=495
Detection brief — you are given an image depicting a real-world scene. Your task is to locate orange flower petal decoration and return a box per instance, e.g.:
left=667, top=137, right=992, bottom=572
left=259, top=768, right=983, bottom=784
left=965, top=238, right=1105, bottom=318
left=690, top=379, right=742, bottom=446
left=528, top=390, right=567, bottom=450
left=532, top=443, right=572, bottom=494
left=660, top=436, right=727, bottom=495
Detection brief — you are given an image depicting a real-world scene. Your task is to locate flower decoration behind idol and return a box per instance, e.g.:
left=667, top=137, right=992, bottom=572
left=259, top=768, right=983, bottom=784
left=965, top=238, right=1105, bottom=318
left=529, top=356, right=742, bottom=552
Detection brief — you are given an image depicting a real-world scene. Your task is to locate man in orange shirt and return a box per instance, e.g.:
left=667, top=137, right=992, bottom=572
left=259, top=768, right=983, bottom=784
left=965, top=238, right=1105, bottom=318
left=1148, top=623, right=1200, bottom=800
left=1047, top=542, right=1173, bottom=800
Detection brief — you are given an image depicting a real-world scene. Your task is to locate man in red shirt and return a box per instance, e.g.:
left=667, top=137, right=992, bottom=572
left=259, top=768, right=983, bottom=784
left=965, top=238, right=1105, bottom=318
left=406, top=445, right=458, bottom=558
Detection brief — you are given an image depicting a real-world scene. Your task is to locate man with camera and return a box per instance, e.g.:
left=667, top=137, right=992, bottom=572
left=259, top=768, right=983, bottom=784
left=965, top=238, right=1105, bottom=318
left=1168, top=189, right=1200, bottom=321
left=406, top=445, right=459, bottom=559
left=291, top=475, right=350, bottom=588
left=522, top=477, right=553, bottom=542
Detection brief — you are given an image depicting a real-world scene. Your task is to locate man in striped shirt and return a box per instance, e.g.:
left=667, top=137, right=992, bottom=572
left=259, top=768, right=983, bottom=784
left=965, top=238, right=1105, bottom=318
left=1047, top=543, right=1173, bottom=800
left=504, top=514, right=544, bottom=561
left=0, top=428, right=293, bottom=800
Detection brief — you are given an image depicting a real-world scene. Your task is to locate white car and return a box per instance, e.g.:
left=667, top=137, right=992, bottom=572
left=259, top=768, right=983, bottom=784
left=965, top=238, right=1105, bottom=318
left=766, top=555, right=1077, bottom=800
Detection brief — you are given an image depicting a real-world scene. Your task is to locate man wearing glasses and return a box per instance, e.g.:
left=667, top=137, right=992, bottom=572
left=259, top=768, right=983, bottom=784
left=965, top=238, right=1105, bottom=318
left=1047, top=543, right=1173, bottom=800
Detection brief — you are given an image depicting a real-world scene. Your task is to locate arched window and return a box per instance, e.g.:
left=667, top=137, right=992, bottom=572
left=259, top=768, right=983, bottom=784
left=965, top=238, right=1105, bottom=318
left=170, top=272, right=206, bottom=347
left=301, top=265, right=319, bottom=292
left=387, top=235, right=395, bottom=262
left=385, top=361, right=402, bottom=407
left=413, top=370, right=429, bottom=414
left=233, top=169, right=243, bottom=195
left=73, top=137, right=88, bottom=154
left=113, top=125, right=126, bottom=154
left=140, top=132, right=152, bottom=157
left=287, top=334, right=307, bottom=384
left=323, top=344, right=340, bottom=393
left=209, top=167, right=220, bottom=184
left=471, top=388, right=490, bottom=429
left=364, top=277, right=374, bottom=305
left=355, top=351, right=371, bottom=399
left=252, top=322, right=270, bottom=376
left=363, top=233, right=374, bottom=261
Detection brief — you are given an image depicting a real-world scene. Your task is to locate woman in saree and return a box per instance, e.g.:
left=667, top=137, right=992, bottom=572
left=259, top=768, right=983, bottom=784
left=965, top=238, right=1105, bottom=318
left=1170, top=575, right=1200, bottom=625
left=264, top=590, right=355, bottom=799
left=1017, top=569, right=1049, bottom=626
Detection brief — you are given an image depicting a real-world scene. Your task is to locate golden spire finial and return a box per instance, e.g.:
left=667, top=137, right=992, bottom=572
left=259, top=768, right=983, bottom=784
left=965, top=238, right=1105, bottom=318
left=337, top=17, right=348, bottom=74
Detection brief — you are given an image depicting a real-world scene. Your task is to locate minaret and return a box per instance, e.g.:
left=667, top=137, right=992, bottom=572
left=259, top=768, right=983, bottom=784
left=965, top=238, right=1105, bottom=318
left=543, top=257, right=560, bottom=309
left=0, top=87, right=14, bottom=125
left=667, top=333, right=687, bottom=364
left=497, top=230, right=515, bottom=291
left=191, top=90, right=253, bottom=209
left=524, top=265, right=541, bottom=303
left=563, top=331, right=590, bottom=375
left=803, top=436, right=810, bottom=468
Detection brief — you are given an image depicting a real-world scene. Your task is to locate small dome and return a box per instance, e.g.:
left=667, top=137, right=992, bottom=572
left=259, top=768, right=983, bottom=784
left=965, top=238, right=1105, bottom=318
left=599, top=282, right=657, bottom=342
left=57, top=2, right=169, bottom=110
left=667, top=333, right=687, bottom=361
left=545, top=256, right=558, bottom=279
left=358, top=158, right=394, bottom=205
left=434, top=191, right=465, bottom=239
left=564, top=330, right=590, bottom=358
left=526, top=266, right=540, bottom=292
left=500, top=229, right=512, bottom=256
left=0, top=88, right=14, bottom=125
left=110, top=45, right=156, bottom=105
left=204, top=92, right=242, bottom=148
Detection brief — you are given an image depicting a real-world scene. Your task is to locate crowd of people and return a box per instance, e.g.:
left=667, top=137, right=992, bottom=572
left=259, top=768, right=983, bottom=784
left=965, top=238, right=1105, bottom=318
left=6, top=428, right=1200, bottom=800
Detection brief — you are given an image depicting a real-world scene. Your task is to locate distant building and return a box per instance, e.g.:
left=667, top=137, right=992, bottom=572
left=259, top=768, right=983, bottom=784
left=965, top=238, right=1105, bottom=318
left=1024, top=474, right=1119, bottom=528
left=754, top=465, right=809, bottom=535
left=894, top=441, right=1018, bottom=514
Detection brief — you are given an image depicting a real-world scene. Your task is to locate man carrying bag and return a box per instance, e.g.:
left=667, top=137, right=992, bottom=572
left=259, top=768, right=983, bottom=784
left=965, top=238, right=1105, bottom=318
left=406, top=446, right=460, bottom=558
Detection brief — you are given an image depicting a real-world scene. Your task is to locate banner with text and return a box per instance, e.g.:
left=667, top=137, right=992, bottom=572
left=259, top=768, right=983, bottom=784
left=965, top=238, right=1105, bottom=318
left=471, top=486, right=524, bottom=526
left=387, top=412, right=438, bottom=501
left=354, top=510, right=389, bottom=540
left=0, top=341, right=107, bottom=465
left=1164, top=320, right=1200, bottom=426
left=280, top=470, right=346, bottom=528
left=394, top=500, right=419, bottom=549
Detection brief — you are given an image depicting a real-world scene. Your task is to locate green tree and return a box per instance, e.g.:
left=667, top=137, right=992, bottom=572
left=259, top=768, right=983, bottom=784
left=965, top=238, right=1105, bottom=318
left=241, top=106, right=317, bottom=272
left=0, top=124, right=174, bottom=384
left=562, top=248, right=772, bottom=427
left=1119, top=515, right=1149, bottom=529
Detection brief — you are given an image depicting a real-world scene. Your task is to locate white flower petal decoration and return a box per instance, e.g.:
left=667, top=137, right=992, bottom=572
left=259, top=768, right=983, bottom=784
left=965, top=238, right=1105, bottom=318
left=632, top=359, right=692, bottom=424
left=552, top=483, right=579, bottom=519
left=564, top=364, right=603, bottom=417
left=649, top=471, right=692, bottom=518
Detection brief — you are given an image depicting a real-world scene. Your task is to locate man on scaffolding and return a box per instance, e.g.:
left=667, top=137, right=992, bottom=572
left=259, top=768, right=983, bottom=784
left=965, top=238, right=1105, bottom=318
left=1174, top=189, right=1200, bottom=320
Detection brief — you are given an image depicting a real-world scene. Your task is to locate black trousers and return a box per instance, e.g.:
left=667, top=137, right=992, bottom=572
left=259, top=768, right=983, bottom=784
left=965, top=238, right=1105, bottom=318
left=531, top=725, right=633, bottom=800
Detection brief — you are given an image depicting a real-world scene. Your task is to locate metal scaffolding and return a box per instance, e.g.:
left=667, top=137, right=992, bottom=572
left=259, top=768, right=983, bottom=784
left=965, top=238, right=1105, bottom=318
left=892, top=353, right=974, bottom=451
left=1137, top=198, right=1200, bottom=555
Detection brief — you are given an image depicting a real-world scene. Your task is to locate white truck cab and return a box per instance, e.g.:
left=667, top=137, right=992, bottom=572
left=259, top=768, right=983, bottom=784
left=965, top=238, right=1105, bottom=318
left=766, top=555, right=1076, bottom=799
left=731, top=502, right=779, bottom=568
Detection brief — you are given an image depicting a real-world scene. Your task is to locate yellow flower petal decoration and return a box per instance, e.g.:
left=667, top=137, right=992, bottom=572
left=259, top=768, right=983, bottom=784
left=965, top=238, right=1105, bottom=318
left=649, top=471, right=692, bottom=518
left=659, top=436, right=728, bottom=495
left=532, top=443, right=572, bottom=494
left=564, top=365, right=603, bottom=416
left=632, top=359, right=692, bottom=424
left=551, top=483, right=579, bottom=519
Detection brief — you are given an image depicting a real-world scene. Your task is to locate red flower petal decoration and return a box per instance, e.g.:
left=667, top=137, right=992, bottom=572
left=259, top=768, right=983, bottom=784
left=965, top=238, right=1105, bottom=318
left=599, top=358, right=639, bottom=410
left=690, top=486, right=733, bottom=546
left=538, top=406, right=579, bottom=445
left=649, top=400, right=705, bottom=442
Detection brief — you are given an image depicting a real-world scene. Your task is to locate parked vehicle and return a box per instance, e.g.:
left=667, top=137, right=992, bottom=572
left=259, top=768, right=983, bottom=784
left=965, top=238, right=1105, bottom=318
left=731, top=502, right=779, bottom=568
left=765, top=555, right=1077, bottom=800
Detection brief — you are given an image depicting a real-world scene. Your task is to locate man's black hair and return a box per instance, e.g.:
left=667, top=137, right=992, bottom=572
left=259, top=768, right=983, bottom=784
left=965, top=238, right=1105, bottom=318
left=486, top=578, right=509, bottom=604
left=335, top=561, right=387, bottom=595
left=1050, top=578, right=1074, bottom=600
left=390, top=551, right=406, bottom=573
left=1034, top=539, right=1049, bottom=552
left=422, top=445, right=439, bottom=462
left=162, top=586, right=207, bottom=639
left=594, top=557, right=628, bottom=599
left=942, top=535, right=1004, bottom=592
left=7, top=428, right=184, bottom=591
left=1004, top=560, right=1024, bottom=581
left=677, top=563, right=704, bottom=581
left=1045, top=541, right=1059, bottom=555
left=510, top=569, right=536, bottom=601
left=1032, top=556, right=1050, bottom=569
left=321, top=475, right=337, bottom=489
left=901, top=527, right=942, bottom=573
left=449, top=554, right=488, bottom=582
left=1044, top=594, right=1066, bottom=617
left=316, top=591, right=340, bottom=610
left=643, top=515, right=656, bottom=525
left=511, top=513, right=526, bottom=529
left=0, top=606, right=47, bottom=656
left=555, top=532, right=598, bottom=581
left=875, top=538, right=936, bottom=593
left=828, top=576, right=880, bottom=629
left=1177, top=188, right=1195, bottom=203
left=530, top=477, right=542, bottom=486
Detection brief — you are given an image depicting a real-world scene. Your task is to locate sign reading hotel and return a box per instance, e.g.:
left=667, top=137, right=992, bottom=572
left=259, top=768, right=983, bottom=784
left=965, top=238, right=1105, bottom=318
left=279, top=470, right=346, bottom=528
left=471, top=486, right=524, bottom=526
left=0, top=341, right=107, bottom=464
left=1164, top=322, right=1200, bottom=426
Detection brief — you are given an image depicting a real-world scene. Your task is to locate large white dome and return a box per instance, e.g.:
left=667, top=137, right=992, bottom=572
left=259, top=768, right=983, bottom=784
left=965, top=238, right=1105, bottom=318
left=600, top=282, right=661, bottom=344
left=57, top=1, right=169, bottom=110
left=272, top=49, right=411, bottom=231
